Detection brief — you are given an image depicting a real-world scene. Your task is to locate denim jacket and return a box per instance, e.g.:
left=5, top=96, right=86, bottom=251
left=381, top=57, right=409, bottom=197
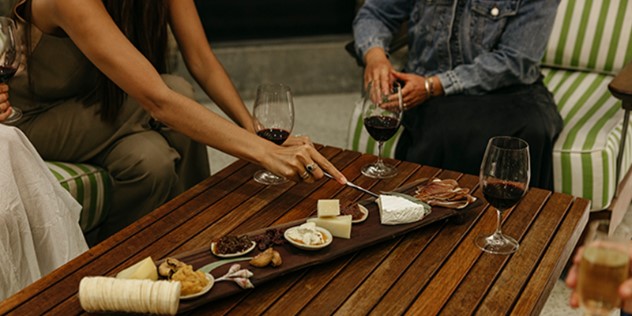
left=353, top=0, right=560, bottom=95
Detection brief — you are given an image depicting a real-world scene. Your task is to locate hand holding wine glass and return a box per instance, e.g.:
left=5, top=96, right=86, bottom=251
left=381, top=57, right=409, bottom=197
left=361, top=80, right=403, bottom=179
left=568, top=220, right=630, bottom=316
left=0, top=17, right=21, bottom=124
left=252, top=83, right=295, bottom=185
left=475, top=136, right=530, bottom=254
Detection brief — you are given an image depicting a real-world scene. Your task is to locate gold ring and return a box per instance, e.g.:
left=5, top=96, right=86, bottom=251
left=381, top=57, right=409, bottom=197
left=306, top=163, right=317, bottom=173
left=300, top=171, right=310, bottom=179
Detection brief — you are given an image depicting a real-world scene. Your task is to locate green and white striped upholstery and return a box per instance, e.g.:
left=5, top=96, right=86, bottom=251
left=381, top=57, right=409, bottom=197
left=545, top=0, right=632, bottom=210
left=46, top=161, right=111, bottom=233
left=347, top=0, right=632, bottom=211
left=545, top=69, right=631, bottom=211
left=542, top=0, right=632, bottom=75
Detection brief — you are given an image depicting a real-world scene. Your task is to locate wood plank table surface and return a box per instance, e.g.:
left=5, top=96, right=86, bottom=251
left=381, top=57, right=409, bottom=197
left=0, top=145, right=590, bottom=315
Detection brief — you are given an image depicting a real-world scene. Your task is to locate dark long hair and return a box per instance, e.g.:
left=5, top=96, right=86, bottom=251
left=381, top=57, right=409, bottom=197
left=15, top=0, right=169, bottom=123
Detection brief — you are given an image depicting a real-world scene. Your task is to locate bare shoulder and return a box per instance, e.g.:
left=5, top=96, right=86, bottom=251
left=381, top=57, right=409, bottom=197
left=30, top=0, right=109, bottom=34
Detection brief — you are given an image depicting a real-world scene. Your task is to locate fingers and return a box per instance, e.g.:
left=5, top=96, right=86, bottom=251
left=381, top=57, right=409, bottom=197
left=0, top=84, right=11, bottom=122
left=0, top=106, right=12, bottom=122
left=621, top=279, right=632, bottom=300
left=565, top=247, right=583, bottom=309
left=283, top=135, right=314, bottom=148
left=304, top=148, right=346, bottom=185
left=288, top=145, right=346, bottom=185
left=565, top=247, right=583, bottom=288
left=387, top=72, right=430, bottom=110
left=363, top=50, right=395, bottom=96
left=568, top=288, right=580, bottom=308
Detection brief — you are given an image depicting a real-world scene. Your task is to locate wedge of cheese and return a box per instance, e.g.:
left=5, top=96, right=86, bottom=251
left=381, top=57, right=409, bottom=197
left=115, top=256, right=158, bottom=281
left=307, top=215, right=352, bottom=239
left=377, top=194, right=429, bottom=225
left=317, top=199, right=340, bottom=217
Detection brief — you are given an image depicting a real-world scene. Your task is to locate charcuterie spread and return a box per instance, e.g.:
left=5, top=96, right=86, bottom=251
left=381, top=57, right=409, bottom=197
left=77, top=178, right=477, bottom=314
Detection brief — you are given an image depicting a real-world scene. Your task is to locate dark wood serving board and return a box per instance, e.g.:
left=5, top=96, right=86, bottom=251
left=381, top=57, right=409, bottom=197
left=172, top=181, right=478, bottom=313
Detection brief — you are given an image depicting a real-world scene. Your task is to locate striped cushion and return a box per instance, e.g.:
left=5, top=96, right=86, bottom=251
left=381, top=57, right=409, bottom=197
left=347, top=98, right=402, bottom=158
left=46, top=161, right=111, bottom=233
left=542, top=0, right=632, bottom=74
left=545, top=68, right=631, bottom=211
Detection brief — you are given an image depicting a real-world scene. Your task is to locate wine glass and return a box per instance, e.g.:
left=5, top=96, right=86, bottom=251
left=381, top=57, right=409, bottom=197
left=252, top=83, right=295, bottom=185
left=475, top=136, right=530, bottom=254
left=360, top=81, right=403, bottom=179
left=0, top=17, right=21, bottom=124
left=577, top=220, right=629, bottom=316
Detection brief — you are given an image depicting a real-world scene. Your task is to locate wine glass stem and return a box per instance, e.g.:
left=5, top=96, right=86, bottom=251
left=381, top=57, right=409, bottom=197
left=494, top=209, right=504, bottom=236
left=376, top=141, right=385, bottom=166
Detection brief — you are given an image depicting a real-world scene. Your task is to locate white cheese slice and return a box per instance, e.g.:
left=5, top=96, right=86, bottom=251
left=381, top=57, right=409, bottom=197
left=307, top=215, right=352, bottom=239
left=377, top=194, right=429, bottom=225
left=317, top=199, right=340, bottom=217
left=115, top=256, right=158, bottom=281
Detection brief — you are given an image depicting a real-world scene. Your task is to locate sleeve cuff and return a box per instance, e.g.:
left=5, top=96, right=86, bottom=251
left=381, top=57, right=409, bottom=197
left=436, top=71, right=463, bottom=95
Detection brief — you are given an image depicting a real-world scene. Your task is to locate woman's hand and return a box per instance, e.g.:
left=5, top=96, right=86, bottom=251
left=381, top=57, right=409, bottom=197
left=391, top=71, right=429, bottom=110
left=282, top=135, right=314, bottom=148
left=566, top=243, right=632, bottom=313
left=0, top=83, right=12, bottom=122
left=260, top=142, right=347, bottom=185
left=363, top=47, right=396, bottom=96
left=564, top=246, right=583, bottom=309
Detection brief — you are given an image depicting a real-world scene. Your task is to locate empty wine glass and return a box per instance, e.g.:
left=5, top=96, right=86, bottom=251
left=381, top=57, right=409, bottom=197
left=361, top=81, right=403, bottom=179
left=475, top=136, right=530, bottom=254
left=0, top=17, right=21, bottom=124
left=252, top=83, right=295, bottom=185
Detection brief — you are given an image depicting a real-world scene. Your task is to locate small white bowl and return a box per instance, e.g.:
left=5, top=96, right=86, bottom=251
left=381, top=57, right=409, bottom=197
left=180, top=273, right=214, bottom=300
left=210, top=240, right=256, bottom=258
left=284, top=226, right=333, bottom=251
left=352, top=204, right=369, bottom=223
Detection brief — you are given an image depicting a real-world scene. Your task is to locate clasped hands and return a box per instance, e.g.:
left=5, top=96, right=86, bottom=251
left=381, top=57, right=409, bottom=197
left=363, top=48, right=431, bottom=111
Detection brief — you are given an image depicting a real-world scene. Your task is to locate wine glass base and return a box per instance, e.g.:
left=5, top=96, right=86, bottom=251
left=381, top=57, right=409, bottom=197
left=253, top=169, right=288, bottom=185
left=475, top=233, right=519, bottom=255
left=361, top=162, right=398, bottom=179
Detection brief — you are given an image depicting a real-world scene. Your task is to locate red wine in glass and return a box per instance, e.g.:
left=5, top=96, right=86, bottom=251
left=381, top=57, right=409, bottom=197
left=256, top=128, right=290, bottom=145
left=482, top=181, right=526, bottom=211
left=363, top=116, right=400, bottom=142
left=475, top=136, right=530, bottom=255
left=360, top=81, right=403, bottom=179
left=252, top=83, right=295, bottom=185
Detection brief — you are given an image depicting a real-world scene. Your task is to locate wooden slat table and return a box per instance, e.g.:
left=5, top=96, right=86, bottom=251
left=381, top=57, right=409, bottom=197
left=0, top=145, right=590, bottom=315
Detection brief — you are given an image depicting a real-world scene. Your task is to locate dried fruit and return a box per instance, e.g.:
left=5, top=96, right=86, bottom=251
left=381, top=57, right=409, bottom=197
left=249, top=248, right=282, bottom=268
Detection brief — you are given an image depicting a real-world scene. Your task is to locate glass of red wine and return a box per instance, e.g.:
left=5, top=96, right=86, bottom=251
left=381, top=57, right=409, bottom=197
left=252, top=83, right=295, bottom=185
left=0, top=17, right=21, bottom=124
left=475, top=136, right=530, bottom=254
left=361, top=80, right=403, bottom=179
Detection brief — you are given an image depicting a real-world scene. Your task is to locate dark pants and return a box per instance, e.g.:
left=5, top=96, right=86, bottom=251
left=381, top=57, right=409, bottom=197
left=395, top=80, right=563, bottom=190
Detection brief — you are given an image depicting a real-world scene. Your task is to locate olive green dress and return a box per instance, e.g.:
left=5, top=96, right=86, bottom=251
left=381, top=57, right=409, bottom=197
left=8, top=1, right=210, bottom=240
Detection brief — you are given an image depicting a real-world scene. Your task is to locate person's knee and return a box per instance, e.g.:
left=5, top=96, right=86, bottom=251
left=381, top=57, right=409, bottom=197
left=106, top=138, right=180, bottom=195
left=134, top=152, right=178, bottom=192
left=160, top=74, right=194, bottom=99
